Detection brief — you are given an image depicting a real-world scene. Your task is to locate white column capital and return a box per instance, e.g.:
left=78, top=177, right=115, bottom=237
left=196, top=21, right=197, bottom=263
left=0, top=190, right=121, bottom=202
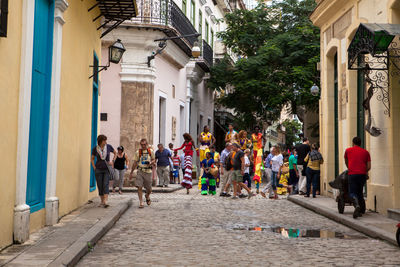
left=120, top=62, right=157, bottom=83
left=55, top=0, right=69, bottom=12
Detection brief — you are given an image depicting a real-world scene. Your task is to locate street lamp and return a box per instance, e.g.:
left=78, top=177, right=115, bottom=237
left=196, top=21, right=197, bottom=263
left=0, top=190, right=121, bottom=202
left=310, top=84, right=320, bottom=96
left=147, top=33, right=201, bottom=67
left=89, top=39, right=126, bottom=79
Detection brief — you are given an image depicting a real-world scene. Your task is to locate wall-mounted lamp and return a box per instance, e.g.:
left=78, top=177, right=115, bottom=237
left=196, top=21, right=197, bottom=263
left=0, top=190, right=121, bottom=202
left=89, top=39, right=126, bottom=79
left=147, top=33, right=201, bottom=67
left=310, top=84, right=320, bottom=96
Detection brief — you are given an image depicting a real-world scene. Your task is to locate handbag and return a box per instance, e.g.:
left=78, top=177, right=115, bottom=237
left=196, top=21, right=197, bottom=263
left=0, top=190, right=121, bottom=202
left=302, top=153, right=309, bottom=176
left=106, top=164, right=115, bottom=181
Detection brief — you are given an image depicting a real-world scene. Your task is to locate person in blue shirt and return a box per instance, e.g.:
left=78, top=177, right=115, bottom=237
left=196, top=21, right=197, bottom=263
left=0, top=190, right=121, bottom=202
left=201, top=152, right=215, bottom=195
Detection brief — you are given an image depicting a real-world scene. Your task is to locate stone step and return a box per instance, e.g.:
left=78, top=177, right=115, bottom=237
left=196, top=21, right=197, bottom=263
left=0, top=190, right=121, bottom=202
left=387, top=208, right=400, bottom=221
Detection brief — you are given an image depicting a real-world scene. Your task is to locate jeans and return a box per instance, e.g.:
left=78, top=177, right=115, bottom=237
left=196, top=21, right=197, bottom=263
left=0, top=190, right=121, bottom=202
left=113, top=169, right=126, bottom=190
left=95, top=169, right=110, bottom=196
left=271, top=171, right=278, bottom=190
left=348, top=174, right=366, bottom=201
left=306, top=167, right=320, bottom=197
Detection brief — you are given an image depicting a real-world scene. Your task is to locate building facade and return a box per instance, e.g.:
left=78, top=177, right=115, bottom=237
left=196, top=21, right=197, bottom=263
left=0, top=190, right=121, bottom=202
left=0, top=0, right=136, bottom=249
left=100, top=0, right=236, bottom=158
left=311, top=0, right=400, bottom=214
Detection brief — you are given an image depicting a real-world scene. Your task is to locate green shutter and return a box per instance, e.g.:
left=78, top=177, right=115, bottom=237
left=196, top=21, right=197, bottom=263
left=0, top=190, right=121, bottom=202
left=199, top=10, right=202, bottom=38
left=182, top=0, right=186, bottom=15
left=205, top=21, right=209, bottom=43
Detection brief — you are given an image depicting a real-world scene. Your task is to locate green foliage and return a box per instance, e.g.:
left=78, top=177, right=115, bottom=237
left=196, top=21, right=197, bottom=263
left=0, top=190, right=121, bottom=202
left=210, top=0, right=320, bottom=127
left=282, top=119, right=302, bottom=148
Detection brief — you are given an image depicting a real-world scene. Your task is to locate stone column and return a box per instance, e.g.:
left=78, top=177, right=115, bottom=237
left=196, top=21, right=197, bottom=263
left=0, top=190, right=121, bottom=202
left=14, top=0, right=36, bottom=243
left=45, top=0, right=68, bottom=226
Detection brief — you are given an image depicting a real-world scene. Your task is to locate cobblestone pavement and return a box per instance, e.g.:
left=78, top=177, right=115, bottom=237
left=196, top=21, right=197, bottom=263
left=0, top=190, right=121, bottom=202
left=78, top=188, right=400, bottom=267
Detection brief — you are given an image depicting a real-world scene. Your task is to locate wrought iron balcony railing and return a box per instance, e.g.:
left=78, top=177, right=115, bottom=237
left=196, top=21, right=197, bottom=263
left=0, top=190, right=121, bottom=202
left=202, top=39, right=213, bottom=67
left=127, top=0, right=198, bottom=56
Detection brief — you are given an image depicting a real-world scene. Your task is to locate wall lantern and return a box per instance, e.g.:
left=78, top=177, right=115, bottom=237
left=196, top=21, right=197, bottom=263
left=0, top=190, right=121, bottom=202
left=89, top=39, right=125, bottom=79
left=147, top=33, right=201, bottom=67
left=310, top=84, right=320, bottom=96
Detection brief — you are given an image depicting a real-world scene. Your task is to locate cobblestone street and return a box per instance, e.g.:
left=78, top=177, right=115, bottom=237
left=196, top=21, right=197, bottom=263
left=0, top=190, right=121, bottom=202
left=77, top=189, right=400, bottom=266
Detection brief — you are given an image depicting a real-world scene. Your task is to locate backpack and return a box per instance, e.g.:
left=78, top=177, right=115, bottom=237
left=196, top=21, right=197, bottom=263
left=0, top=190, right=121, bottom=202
left=225, top=152, right=235, bottom=170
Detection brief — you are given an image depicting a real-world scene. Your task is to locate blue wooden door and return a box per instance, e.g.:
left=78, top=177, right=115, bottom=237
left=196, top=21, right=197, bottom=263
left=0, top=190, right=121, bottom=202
left=26, top=0, right=54, bottom=213
left=90, top=53, right=99, bottom=192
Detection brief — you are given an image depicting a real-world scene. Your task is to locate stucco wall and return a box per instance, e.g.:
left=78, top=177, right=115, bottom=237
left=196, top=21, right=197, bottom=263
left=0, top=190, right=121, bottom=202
left=100, top=47, right=122, bottom=149
left=55, top=0, right=101, bottom=219
left=153, top=56, right=187, bottom=148
left=0, top=0, right=22, bottom=250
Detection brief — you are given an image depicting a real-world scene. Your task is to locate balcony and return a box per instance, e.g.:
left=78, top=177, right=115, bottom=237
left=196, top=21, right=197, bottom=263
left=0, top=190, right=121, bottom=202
left=196, top=39, right=213, bottom=71
left=124, top=0, right=198, bottom=57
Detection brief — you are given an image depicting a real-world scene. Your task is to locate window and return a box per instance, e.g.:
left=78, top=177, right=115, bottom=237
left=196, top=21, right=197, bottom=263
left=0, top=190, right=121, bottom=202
left=100, top=113, right=108, bottom=121
left=198, top=10, right=203, bottom=38
left=0, top=0, right=8, bottom=37
left=210, top=29, right=214, bottom=48
left=190, top=0, right=195, bottom=25
left=205, top=20, right=209, bottom=43
left=182, top=0, right=187, bottom=15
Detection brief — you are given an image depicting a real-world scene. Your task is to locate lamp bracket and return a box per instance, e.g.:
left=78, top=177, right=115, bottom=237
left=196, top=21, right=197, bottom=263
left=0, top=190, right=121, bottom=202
left=89, top=62, right=110, bottom=79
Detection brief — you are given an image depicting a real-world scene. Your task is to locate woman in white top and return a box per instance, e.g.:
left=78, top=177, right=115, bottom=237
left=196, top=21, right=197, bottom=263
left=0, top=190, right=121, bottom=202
left=270, top=146, right=283, bottom=199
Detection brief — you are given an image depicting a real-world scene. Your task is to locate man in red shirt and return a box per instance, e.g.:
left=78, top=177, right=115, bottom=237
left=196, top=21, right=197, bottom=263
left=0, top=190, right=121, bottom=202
left=344, top=137, right=371, bottom=219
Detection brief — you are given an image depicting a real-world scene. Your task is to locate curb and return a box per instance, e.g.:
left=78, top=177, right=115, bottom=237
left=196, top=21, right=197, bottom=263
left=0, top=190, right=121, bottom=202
left=48, top=198, right=133, bottom=267
left=288, top=196, right=398, bottom=246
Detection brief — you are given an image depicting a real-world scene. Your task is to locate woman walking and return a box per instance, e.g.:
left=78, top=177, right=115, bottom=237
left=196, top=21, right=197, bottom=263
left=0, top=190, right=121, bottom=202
left=304, top=143, right=324, bottom=198
left=271, top=146, right=283, bottom=199
left=175, top=133, right=198, bottom=194
left=91, top=135, right=116, bottom=208
left=113, top=146, right=129, bottom=194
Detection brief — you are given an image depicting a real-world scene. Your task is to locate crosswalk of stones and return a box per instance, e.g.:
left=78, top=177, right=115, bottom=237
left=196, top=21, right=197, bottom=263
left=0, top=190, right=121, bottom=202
left=77, top=189, right=400, bottom=266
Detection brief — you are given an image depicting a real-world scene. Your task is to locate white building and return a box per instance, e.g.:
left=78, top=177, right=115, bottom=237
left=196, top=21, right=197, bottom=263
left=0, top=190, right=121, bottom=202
left=99, top=0, right=241, bottom=161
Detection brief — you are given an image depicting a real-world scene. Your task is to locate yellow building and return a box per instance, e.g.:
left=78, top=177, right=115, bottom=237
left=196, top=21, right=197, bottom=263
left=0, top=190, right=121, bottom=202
left=0, top=0, right=136, bottom=250
left=311, top=0, right=400, bottom=215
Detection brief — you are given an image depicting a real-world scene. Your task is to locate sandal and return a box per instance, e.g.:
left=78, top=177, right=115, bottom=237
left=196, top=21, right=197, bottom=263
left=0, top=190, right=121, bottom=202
left=139, top=203, right=144, bottom=208
left=103, top=204, right=110, bottom=208
left=146, top=198, right=151, bottom=206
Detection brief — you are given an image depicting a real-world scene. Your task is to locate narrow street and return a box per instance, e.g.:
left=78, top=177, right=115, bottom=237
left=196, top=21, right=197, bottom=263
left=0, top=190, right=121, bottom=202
left=77, top=189, right=400, bottom=266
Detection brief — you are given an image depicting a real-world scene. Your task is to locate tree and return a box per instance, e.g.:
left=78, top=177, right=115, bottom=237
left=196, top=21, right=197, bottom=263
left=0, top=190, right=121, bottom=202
left=282, top=119, right=302, bottom=148
left=209, top=0, right=320, bottom=129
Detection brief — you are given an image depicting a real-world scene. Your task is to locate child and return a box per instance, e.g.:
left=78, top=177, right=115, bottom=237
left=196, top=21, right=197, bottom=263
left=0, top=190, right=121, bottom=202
left=277, top=155, right=290, bottom=195
left=200, top=152, right=215, bottom=195
left=172, top=150, right=181, bottom=184
left=243, top=149, right=252, bottom=189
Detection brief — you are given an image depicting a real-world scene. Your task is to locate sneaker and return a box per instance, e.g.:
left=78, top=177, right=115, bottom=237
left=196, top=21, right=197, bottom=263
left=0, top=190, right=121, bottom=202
left=239, top=194, right=247, bottom=198
left=232, top=196, right=238, bottom=199
left=220, top=192, right=226, bottom=197
left=225, top=193, right=232, bottom=197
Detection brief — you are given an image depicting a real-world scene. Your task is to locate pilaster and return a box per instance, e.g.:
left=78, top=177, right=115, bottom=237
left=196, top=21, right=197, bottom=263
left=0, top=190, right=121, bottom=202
left=45, top=0, right=68, bottom=226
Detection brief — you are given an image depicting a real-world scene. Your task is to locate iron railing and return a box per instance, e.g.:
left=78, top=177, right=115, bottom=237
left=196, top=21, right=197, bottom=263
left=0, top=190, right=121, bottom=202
left=128, top=0, right=198, bottom=47
left=202, top=39, right=213, bottom=67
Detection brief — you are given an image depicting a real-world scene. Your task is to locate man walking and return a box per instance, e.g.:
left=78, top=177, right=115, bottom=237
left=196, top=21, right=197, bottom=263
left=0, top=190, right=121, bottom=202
left=261, top=148, right=274, bottom=198
left=344, top=137, right=371, bottom=219
left=219, top=142, right=232, bottom=197
left=231, top=143, right=252, bottom=199
left=155, top=144, right=172, bottom=187
left=295, top=137, right=311, bottom=194
left=129, top=139, right=155, bottom=208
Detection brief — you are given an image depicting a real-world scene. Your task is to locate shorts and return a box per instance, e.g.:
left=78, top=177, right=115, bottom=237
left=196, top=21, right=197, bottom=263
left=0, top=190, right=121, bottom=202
left=135, top=170, right=152, bottom=191
left=231, top=170, right=243, bottom=183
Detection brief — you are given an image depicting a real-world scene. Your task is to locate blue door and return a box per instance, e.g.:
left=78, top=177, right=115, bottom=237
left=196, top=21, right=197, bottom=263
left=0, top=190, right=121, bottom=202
left=26, top=0, right=54, bottom=213
left=90, top=53, right=99, bottom=192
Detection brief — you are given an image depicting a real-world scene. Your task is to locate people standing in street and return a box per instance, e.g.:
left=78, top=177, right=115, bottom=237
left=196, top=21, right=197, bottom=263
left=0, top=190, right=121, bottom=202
left=168, top=143, right=174, bottom=184
left=271, top=146, right=283, bottom=199
left=251, top=126, right=265, bottom=194
left=304, top=143, right=324, bottom=198
left=225, top=123, right=237, bottom=144
left=261, top=149, right=274, bottom=198
left=219, top=143, right=233, bottom=197
left=234, top=130, right=250, bottom=151
left=243, top=149, right=252, bottom=189
left=129, top=139, right=155, bottom=208
left=113, top=146, right=129, bottom=194
left=155, top=144, right=172, bottom=187
left=295, top=137, right=311, bottom=194
left=91, top=135, right=116, bottom=208
left=209, top=145, right=220, bottom=187
left=231, top=143, right=253, bottom=199
left=172, top=150, right=181, bottom=184
left=288, top=148, right=299, bottom=194
left=198, top=125, right=216, bottom=162
left=344, top=137, right=371, bottom=219
left=175, top=133, right=198, bottom=194
left=200, top=152, right=216, bottom=195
